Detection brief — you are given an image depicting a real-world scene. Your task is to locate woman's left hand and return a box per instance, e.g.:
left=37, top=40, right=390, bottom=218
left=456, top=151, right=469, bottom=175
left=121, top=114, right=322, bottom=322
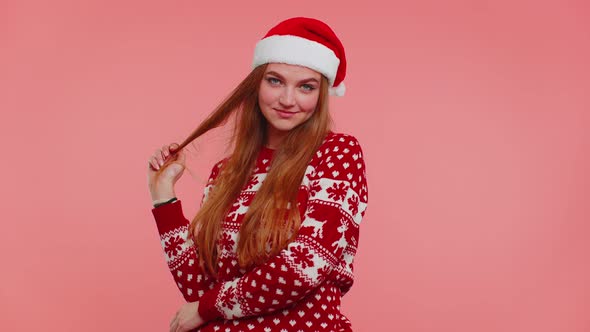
left=169, top=301, right=204, bottom=332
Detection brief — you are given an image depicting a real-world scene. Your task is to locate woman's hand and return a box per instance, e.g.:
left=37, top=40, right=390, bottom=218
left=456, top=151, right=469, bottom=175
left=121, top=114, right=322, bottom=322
left=147, top=143, right=186, bottom=203
left=169, top=301, right=205, bottom=332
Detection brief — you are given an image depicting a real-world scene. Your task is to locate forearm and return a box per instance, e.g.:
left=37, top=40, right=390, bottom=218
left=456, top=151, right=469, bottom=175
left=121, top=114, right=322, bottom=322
left=152, top=200, right=215, bottom=302
left=150, top=181, right=176, bottom=205
left=151, top=160, right=225, bottom=303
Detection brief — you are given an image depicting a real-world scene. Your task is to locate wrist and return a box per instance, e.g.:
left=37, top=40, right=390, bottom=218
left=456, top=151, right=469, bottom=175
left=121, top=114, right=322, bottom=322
left=150, top=185, right=176, bottom=204
left=195, top=301, right=205, bottom=324
left=153, top=197, right=177, bottom=208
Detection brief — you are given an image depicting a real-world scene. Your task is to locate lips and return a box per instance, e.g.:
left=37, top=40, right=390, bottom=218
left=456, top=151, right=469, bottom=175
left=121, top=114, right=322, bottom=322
left=274, top=108, right=295, bottom=114
left=274, top=108, right=298, bottom=119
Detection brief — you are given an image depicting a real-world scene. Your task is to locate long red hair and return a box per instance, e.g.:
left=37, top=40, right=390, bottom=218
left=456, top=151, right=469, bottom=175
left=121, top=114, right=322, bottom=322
left=157, top=63, right=332, bottom=277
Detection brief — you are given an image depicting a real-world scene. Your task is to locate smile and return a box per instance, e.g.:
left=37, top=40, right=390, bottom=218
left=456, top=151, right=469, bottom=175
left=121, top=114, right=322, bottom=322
left=274, top=108, right=298, bottom=118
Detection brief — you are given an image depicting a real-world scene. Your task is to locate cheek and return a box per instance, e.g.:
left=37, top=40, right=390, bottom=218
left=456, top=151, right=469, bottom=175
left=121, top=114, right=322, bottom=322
left=258, top=85, right=277, bottom=106
left=299, top=94, right=319, bottom=113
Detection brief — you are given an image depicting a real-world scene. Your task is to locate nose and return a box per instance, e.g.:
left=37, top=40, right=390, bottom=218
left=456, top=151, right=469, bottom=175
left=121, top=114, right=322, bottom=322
left=279, top=87, right=296, bottom=107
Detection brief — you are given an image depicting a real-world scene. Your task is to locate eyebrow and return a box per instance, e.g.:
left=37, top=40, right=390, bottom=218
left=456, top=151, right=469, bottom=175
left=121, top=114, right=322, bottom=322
left=265, top=71, right=320, bottom=84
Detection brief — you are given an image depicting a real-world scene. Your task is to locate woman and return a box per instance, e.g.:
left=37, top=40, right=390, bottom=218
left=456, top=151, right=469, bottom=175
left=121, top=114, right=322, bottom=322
left=147, top=17, right=368, bottom=332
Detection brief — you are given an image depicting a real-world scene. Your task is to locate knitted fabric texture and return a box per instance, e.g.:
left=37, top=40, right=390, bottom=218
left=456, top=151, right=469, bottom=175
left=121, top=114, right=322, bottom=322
left=151, top=131, right=368, bottom=332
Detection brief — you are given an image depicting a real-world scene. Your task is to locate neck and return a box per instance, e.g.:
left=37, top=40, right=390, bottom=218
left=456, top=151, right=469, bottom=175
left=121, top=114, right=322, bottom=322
left=265, top=126, right=289, bottom=150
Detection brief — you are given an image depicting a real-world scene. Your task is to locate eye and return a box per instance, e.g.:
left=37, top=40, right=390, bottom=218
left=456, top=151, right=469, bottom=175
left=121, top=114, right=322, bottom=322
left=301, top=84, right=316, bottom=92
left=267, top=77, right=281, bottom=85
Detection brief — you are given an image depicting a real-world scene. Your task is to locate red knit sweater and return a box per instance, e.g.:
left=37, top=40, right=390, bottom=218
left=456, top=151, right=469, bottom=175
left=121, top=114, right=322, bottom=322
left=151, top=131, right=369, bottom=332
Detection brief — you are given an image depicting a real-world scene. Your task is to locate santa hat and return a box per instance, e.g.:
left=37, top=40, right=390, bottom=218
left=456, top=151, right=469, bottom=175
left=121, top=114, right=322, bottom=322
left=251, top=17, right=347, bottom=97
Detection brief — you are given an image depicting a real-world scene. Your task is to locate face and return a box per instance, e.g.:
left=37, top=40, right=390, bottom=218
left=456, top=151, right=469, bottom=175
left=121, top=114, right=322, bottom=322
left=258, top=63, right=322, bottom=146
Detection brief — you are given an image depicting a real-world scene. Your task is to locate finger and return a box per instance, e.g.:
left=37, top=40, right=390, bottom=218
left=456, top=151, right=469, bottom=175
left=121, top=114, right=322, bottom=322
left=149, top=157, right=160, bottom=170
left=171, top=144, right=184, bottom=163
left=170, top=315, right=177, bottom=332
left=173, top=320, right=183, bottom=332
left=174, top=151, right=184, bottom=165
left=164, top=147, right=171, bottom=161
left=154, top=149, right=164, bottom=167
left=161, top=145, right=169, bottom=161
left=148, top=159, right=156, bottom=171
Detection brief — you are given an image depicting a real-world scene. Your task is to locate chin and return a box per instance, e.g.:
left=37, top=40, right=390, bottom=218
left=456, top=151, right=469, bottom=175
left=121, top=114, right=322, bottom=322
left=269, top=122, right=297, bottom=132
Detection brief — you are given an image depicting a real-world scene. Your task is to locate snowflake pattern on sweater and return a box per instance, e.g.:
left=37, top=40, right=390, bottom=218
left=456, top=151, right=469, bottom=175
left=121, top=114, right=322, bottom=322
left=151, top=131, right=368, bottom=332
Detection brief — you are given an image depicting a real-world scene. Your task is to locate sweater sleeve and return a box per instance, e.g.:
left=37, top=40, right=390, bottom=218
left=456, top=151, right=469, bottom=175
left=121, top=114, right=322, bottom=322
left=198, top=135, right=369, bottom=321
left=151, top=159, right=226, bottom=302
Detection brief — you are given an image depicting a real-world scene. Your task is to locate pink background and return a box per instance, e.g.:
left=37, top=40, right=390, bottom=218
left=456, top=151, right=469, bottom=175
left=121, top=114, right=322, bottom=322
left=1, top=0, right=589, bottom=331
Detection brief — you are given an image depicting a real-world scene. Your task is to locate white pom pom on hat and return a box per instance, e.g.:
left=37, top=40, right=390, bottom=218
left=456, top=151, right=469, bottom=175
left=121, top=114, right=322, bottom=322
left=252, top=17, right=347, bottom=97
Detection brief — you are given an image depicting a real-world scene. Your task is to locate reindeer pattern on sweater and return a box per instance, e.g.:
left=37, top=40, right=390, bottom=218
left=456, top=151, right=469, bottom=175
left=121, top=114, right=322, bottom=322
left=151, top=131, right=368, bottom=332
